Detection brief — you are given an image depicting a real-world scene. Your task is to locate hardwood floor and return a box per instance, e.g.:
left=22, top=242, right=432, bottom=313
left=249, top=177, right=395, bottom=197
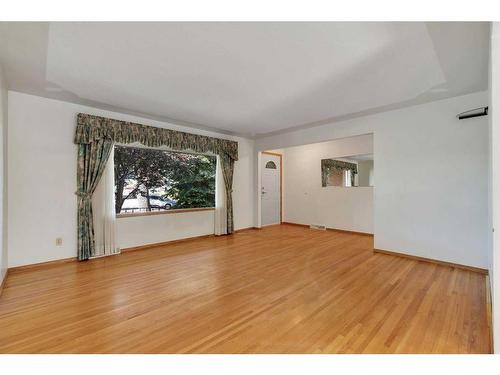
left=0, top=224, right=491, bottom=353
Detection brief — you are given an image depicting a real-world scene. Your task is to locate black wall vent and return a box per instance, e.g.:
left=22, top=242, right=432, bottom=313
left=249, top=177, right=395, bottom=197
left=457, top=107, right=488, bottom=120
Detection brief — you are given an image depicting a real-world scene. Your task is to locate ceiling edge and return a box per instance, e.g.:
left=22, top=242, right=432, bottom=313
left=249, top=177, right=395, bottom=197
left=254, top=89, right=489, bottom=139
left=7, top=89, right=254, bottom=139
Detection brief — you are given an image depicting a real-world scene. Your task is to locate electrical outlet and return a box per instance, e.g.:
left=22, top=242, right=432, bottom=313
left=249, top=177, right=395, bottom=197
left=56, top=238, right=63, bottom=246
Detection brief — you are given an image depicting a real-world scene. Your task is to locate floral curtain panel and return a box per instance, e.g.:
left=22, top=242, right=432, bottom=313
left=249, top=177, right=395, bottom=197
left=76, top=139, right=114, bottom=260
left=74, top=113, right=239, bottom=260
left=219, top=154, right=235, bottom=234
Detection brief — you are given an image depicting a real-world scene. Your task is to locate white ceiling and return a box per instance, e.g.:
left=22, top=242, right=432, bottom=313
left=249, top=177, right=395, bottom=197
left=0, top=22, right=490, bottom=137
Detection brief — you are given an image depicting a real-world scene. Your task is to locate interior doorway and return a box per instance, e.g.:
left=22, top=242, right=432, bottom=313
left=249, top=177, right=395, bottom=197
left=261, top=152, right=282, bottom=226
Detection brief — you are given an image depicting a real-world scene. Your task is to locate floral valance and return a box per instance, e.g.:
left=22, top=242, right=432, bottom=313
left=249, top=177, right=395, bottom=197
left=321, top=159, right=358, bottom=174
left=74, top=113, right=238, bottom=161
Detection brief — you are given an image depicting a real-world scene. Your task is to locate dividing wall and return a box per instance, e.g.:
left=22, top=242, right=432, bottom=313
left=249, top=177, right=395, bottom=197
left=257, top=91, right=489, bottom=269
left=489, top=21, right=500, bottom=354
left=280, top=134, right=374, bottom=234
left=0, top=64, right=7, bottom=284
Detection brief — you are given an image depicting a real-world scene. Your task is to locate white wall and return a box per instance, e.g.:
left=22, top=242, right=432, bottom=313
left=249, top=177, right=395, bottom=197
left=117, top=211, right=215, bottom=249
left=357, top=160, right=374, bottom=187
left=0, top=65, right=7, bottom=284
left=490, top=21, right=500, bottom=354
left=7, top=91, right=255, bottom=267
left=257, top=92, right=489, bottom=269
left=281, top=134, right=374, bottom=234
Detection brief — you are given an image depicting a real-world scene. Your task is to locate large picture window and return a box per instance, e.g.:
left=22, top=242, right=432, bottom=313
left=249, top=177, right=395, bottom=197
left=114, top=145, right=216, bottom=214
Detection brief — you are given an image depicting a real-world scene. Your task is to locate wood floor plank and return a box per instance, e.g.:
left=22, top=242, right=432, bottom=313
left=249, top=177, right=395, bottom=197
left=0, top=224, right=491, bottom=353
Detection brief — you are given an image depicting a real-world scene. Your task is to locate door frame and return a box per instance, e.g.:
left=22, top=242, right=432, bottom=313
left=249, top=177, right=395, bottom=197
left=261, top=151, right=283, bottom=225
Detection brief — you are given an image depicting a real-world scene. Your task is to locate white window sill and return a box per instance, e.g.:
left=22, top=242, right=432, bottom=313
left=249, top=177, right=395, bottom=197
left=116, top=207, right=215, bottom=218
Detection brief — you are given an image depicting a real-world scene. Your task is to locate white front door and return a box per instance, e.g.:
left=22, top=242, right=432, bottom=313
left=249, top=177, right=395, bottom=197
left=261, top=153, right=281, bottom=226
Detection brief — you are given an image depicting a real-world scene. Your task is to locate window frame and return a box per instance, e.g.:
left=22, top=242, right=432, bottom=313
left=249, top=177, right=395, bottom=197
left=113, top=144, right=217, bottom=218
